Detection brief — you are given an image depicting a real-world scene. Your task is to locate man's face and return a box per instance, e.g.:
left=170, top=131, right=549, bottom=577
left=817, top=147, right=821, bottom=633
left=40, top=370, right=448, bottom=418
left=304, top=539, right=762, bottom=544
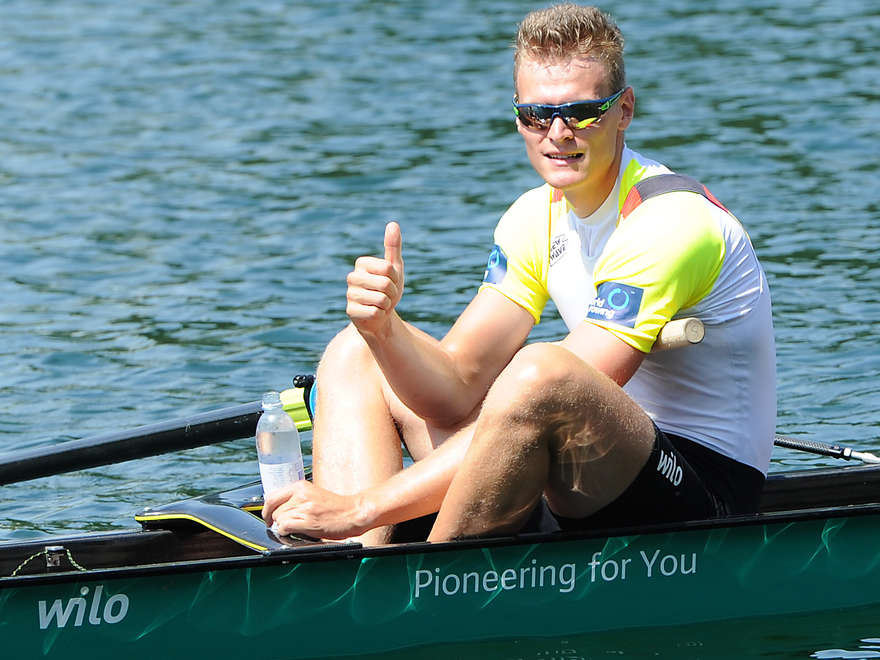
left=515, top=56, right=632, bottom=216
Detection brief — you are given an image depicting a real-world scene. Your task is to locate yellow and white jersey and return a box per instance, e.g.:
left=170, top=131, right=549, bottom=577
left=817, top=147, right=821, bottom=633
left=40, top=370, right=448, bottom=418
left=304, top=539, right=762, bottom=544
left=480, top=147, right=776, bottom=474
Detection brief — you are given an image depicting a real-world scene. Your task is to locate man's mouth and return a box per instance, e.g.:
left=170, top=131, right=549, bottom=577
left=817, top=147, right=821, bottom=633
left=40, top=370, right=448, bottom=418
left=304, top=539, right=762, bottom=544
left=546, top=152, right=584, bottom=162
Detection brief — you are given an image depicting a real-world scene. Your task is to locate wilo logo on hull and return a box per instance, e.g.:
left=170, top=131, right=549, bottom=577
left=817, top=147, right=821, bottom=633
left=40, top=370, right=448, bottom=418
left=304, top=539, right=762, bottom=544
left=38, top=585, right=129, bottom=629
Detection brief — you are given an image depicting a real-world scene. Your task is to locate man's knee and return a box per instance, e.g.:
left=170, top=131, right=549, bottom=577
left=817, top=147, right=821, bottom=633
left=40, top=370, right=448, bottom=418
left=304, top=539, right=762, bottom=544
left=481, top=342, right=588, bottom=423
left=500, top=343, right=588, bottom=395
left=319, top=324, right=374, bottom=372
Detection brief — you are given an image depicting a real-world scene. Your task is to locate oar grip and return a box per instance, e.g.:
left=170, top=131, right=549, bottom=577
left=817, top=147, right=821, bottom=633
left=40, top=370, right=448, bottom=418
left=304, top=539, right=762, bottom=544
left=652, top=317, right=705, bottom=352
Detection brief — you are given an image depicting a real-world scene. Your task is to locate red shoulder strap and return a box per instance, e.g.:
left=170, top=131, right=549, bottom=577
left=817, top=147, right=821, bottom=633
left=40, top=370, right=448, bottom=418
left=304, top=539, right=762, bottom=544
left=620, top=173, right=730, bottom=220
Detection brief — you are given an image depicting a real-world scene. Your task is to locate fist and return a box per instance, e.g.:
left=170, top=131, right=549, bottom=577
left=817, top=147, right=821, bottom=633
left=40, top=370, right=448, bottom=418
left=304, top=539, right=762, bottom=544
left=345, top=222, right=404, bottom=337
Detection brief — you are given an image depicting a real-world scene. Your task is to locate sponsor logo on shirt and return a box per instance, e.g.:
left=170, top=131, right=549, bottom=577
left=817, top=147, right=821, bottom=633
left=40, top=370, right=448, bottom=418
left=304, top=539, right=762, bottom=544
left=586, top=281, right=643, bottom=328
left=483, top=244, right=508, bottom=284
left=549, top=234, right=568, bottom=265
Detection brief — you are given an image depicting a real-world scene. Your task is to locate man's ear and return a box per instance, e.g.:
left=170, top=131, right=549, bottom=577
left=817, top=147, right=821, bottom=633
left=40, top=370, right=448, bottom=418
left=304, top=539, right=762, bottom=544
left=618, top=86, right=635, bottom=130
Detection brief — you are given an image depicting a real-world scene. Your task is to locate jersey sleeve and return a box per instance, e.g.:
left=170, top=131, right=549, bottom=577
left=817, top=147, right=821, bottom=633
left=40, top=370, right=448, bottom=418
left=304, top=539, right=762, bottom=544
left=588, top=193, right=726, bottom=352
left=478, top=187, right=551, bottom=324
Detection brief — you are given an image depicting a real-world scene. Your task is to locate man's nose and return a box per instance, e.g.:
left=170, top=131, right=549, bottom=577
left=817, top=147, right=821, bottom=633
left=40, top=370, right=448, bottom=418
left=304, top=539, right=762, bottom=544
left=546, top=114, right=574, bottom=139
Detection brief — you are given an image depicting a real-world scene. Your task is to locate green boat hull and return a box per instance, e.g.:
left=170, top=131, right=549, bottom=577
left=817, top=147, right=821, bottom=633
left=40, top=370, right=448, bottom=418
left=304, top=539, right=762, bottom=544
left=3, top=505, right=880, bottom=659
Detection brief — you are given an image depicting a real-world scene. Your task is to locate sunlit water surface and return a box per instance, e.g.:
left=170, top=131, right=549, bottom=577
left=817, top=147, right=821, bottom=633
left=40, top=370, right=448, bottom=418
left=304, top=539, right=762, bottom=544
left=1, top=0, right=878, bottom=657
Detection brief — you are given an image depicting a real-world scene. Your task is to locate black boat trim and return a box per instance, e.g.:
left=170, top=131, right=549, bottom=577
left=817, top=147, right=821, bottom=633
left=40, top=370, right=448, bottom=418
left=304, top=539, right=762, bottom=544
left=5, top=498, right=880, bottom=588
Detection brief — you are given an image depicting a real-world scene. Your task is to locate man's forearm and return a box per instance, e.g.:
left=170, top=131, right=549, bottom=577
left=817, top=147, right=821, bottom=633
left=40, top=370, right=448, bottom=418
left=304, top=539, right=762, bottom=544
left=359, top=313, right=482, bottom=426
left=358, top=430, right=472, bottom=529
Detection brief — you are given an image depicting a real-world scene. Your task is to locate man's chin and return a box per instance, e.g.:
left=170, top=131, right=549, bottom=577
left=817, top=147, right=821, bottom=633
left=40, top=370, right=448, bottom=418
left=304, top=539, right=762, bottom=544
left=542, top=170, right=588, bottom=191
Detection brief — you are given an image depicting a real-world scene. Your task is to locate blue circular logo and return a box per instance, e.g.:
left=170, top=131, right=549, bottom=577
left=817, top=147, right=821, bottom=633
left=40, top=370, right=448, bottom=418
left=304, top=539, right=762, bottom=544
left=607, top=287, right=630, bottom=311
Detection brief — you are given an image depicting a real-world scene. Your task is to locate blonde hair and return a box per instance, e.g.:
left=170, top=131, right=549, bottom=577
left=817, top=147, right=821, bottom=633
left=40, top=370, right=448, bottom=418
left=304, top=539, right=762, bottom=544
left=514, top=4, right=626, bottom=95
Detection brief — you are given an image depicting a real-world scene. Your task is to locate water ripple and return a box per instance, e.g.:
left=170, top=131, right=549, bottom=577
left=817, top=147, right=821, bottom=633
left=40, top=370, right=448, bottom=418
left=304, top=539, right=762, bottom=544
left=0, top=0, right=878, bottom=543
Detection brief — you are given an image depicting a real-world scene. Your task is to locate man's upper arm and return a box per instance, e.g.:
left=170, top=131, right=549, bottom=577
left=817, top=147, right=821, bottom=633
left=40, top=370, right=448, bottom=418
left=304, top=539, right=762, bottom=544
left=588, top=194, right=725, bottom=352
left=441, top=287, right=535, bottom=394
left=559, top=321, right=645, bottom=386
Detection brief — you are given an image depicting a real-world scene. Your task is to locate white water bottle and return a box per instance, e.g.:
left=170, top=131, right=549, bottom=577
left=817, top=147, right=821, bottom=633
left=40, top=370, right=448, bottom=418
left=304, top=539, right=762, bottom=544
left=255, top=391, right=304, bottom=498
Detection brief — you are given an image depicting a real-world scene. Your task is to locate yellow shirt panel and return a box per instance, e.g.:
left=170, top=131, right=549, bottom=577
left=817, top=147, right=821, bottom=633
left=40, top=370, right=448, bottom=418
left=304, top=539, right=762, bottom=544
left=478, top=185, right=553, bottom=324
left=589, top=193, right=726, bottom=352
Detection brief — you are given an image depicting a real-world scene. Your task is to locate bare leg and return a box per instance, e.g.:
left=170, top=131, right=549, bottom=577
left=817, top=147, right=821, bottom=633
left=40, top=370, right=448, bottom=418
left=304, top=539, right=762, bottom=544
left=312, top=324, right=469, bottom=544
left=313, top=324, right=420, bottom=544
left=428, top=342, right=655, bottom=541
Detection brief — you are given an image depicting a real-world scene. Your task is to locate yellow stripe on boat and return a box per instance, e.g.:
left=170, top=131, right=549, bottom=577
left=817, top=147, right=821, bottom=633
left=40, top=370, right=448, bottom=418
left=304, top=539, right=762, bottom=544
left=280, top=387, right=313, bottom=432
left=134, top=512, right=269, bottom=553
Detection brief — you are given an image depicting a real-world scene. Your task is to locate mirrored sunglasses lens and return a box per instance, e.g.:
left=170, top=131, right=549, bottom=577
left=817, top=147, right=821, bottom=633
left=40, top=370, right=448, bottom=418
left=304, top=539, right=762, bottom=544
left=520, top=106, right=553, bottom=127
left=517, top=99, right=610, bottom=129
left=564, top=103, right=602, bottom=128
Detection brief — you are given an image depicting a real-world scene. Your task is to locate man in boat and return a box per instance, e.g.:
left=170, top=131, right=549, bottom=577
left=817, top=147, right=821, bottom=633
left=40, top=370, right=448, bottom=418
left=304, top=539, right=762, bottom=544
left=264, top=4, right=776, bottom=543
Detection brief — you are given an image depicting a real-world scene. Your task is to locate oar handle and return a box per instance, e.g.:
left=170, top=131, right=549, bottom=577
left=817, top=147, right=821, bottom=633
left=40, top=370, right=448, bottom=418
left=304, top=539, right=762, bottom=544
left=653, top=317, right=705, bottom=352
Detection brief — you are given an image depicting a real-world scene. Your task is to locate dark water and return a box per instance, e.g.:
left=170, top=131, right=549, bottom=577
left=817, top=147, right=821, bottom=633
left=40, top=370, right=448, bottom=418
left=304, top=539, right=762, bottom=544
left=1, top=0, right=878, bottom=656
left=361, top=603, right=880, bottom=660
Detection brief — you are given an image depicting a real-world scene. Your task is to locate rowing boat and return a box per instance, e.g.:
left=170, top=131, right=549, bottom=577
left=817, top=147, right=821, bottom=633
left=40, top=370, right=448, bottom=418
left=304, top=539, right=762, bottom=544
left=2, top=381, right=879, bottom=658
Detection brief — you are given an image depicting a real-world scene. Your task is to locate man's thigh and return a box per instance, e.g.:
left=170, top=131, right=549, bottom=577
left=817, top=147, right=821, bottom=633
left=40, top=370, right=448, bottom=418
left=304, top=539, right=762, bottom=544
left=550, top=426, right=723, bottom=529
left=386, top=386, right=480, bottom=462
left=537, top=356, right=657, bottom=520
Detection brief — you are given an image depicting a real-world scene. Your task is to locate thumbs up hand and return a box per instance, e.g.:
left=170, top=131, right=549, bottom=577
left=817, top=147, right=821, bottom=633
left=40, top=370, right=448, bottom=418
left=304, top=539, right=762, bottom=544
left=346, top=222, right=406, bottom=339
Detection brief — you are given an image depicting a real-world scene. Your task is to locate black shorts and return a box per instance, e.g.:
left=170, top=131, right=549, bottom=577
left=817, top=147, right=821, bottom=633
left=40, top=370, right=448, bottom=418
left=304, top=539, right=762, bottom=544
left=525, top=425, right=766, bottom=533
left=391, top=426, right=766, bottom=541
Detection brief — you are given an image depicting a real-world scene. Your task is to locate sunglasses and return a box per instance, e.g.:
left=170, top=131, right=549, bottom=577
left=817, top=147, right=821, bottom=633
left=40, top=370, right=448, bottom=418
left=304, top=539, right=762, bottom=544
left=513, top=88, right=625, bottom=130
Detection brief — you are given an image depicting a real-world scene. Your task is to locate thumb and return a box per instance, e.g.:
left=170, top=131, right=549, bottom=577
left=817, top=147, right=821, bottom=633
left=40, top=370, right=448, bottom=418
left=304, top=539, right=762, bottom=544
left=384, top=221, right=403, bottom=270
